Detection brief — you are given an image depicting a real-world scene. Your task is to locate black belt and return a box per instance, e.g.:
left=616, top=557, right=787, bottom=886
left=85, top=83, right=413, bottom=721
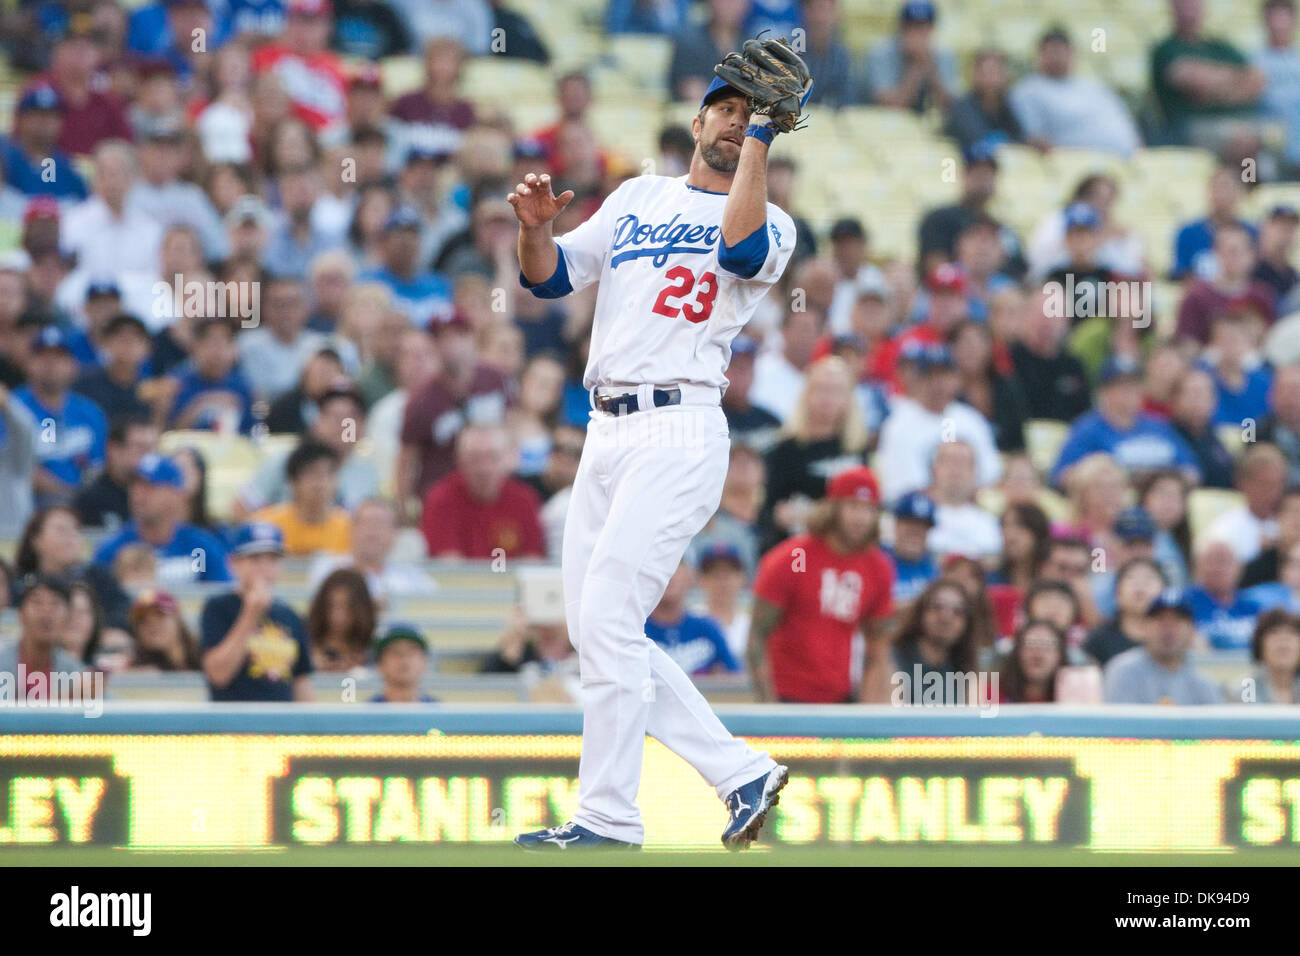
left=593, top=387, right=682, bottom=416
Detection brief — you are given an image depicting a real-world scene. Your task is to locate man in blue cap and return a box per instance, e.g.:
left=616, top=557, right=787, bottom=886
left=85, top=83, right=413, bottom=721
left=886, top=491, right=939, bottom=608
left=13, top=326, right=107, bottom=507
left=200, top=521, right=314, bottom=702
left=1041, top=202, right=1131, bottom=329
left=1103, top=588, right=1221, bottom=705
left=866, top=1, right=957, bottom=114
left=0, top=84, right=88, bottom=199
left=359, top=205, right=453, bottom=326
left=1051, top=355, right=1201, bottom=489
left=93, top=453, right=233, bottom=584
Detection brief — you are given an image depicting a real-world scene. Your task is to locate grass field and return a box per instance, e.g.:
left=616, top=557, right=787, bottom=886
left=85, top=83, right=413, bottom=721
left=2, top=845, right=1295, bottom=867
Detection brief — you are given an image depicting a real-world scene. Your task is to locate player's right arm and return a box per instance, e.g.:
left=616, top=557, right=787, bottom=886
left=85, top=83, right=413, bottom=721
left=746, top=596, right=784, bottom=702
left=509, top=172, right=575, bottom=286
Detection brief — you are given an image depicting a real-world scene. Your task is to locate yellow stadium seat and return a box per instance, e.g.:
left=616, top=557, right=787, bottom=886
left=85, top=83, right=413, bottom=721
left=1216, top=424, right=1247, bottom=460
left=1023, top=419, right=1070, bottom=476
left=379, top=55, right=423, bottom=99
left=604, top=34, right=673, bottom=94
left=1187, top=488, right=1246, bottom=543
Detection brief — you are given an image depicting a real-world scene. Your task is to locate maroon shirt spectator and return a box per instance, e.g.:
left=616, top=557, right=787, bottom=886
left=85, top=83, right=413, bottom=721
left=1176, top=223, right=1277, bottom=345
left=41, top=30, right=132, bottom=155
left=421, top=424, right=544, bottom=559
left=389, top=37, right=476, bottom=159
left=398, top=315, right=509, bottom=499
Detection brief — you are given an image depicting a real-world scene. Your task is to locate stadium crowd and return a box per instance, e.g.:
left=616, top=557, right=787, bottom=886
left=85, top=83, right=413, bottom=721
left=2, top=0, right=1300, bottom=707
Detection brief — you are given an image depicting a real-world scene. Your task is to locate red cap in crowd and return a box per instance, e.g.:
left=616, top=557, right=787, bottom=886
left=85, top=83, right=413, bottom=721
left=826, top=467, right=881, bottom=505
left=349, top=64, right=383, bottom=89
left=23, top=196, right=60, bottom=224
left=925, top=262, right=966, bottom=295
left=287, top=0, right=332, bottom=16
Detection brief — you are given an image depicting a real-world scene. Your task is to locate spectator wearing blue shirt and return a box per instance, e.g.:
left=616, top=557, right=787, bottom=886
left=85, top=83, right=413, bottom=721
left=200, top=521, right=314, bottom=702
left=94, top=453, right=234, bottom=586
left=1204, top=313, right=1272, bottom=427
left=13, top=327, right=107, bottom=507
left=885, top=491, right=939, bottom=609
left=1170, top=166, right=1257, bottom=280
left=166, top=317, right=256, bottom=433
left=361, top=206, right=453, bottom=326
left=1188, top=538, right=1262, bottom=651
left=0, top=85, right=88, bottom=199
left=644, top=561, right=739, bottom=676
left=1052, top=356, right=1201, bottom=489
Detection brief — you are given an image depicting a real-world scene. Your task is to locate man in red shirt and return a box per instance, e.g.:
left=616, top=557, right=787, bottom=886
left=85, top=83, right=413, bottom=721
left=397, top=312, right=510, bottom=506
left=749, top=466, right=896, bottom=703
left=421, top=423, right=544, bottom=559
left=250, top=0, right=347, bottom=132
left=43, top=25, right=132, bottom=155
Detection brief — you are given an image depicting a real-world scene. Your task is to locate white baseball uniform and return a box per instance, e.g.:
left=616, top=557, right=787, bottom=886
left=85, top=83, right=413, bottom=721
left=523, top=173, right=796, bottom=843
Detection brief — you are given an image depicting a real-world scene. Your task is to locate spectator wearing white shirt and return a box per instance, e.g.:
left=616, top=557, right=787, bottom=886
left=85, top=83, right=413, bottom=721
left=875, top=343, right=1002, bottom=504
left=926, top=439, right=1003, bottom=561
left=59, top=140, right=163, bottom=298
left=750, top=306, right=824, bottom=423
left=1207, top=442, right=1288, bottom=563
left=1026, top=173, right=1146, bottom=283
left=696, top=543, right=751, bottom=664
left=126, top=123, right=228, bottom=264
left=826, top=218, right=888, bottom=337
left=1008, top=27, right=1142, bottom=156
left=307, top=498, right=434, bottom=608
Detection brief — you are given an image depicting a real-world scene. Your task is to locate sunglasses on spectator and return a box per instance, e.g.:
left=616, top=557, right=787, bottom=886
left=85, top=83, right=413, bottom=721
left=925, top=599, right=968, bottom=616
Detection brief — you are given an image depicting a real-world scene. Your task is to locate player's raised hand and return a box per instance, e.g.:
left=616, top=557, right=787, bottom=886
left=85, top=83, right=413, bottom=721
left=507, top=172, right=574, bottom=228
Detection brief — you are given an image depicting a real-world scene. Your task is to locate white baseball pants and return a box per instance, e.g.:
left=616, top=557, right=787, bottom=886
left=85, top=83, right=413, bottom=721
left=562, top=395, right=775, bottom=844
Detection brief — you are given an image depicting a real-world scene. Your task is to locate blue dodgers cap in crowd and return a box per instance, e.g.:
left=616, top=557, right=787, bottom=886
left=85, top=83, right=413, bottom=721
left=701, top=74, right=744, bottom=110
left=1147, top=587, right=1194, bottom=619
left=85, top=279, right=122, bottom=299
left=29, top=325, right=74, bottom=354
left=900, top=340, right=955, bottom=372
left=893, top=491, right=937, bottom=525
left=1063, top=201, right=1101, bottom=231
left=730, top=333, right=759, bottom=357
left=135, top=453, right=186, bottom=488
left=697, top=542, right=744, bottom=571
left=900, top=0, right=937, bottom=23
left=18, top=84, right=61, bottom=113
left=232, top=521, right=285, bottom=557
left=382, top=206, right=422, bottom=233
left=1270, top=204, right=1300, bottom=222
left=1114, top=506, right=1157, bottom=542
left=962, top=138, right=1000, bottom=168
left=1098, top=354, right=1143, bottom=386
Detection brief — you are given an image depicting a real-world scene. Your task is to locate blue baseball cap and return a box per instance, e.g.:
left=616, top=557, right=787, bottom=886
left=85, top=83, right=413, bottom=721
left=701, top=75, right=744, bottom=110
left=893, top=491, right=937, bottom=525
left=1270, top=204, right=1300, bottom=222
left=963, top=138, right=1000, bottom=168
left=1098, top=354, right=1142, bottom=386
left=18, top=84, right=61, bottom=113
left=900, top=341, right=955, bottom=372
left=900, top=0, right=937, bottom=23
left=1063, top=202, right=1101, bottom=231
left=730, top=334, right=758, bottom=357
left=697, top=542, right=743, bottom=571
left=85, top=279, right=121, bottom=300
left=1147, top=587, right=1193, bottom=619
left=1115, top=506, right=1156, bottom=542
left=29, top=325, right=73, bottom=354
left=135, top=453, right=186, bottom=489
left=382, top=206, right=422, bottom=233
left=231, top=521, right=285, bottom=557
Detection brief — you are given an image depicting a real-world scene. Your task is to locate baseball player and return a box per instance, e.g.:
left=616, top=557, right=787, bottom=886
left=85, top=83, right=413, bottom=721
left=511, top=38, right=811, bottom=850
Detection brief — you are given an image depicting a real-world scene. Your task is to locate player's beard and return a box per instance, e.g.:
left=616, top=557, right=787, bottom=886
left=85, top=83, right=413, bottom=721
left=700, top=137, right=739, bottom=174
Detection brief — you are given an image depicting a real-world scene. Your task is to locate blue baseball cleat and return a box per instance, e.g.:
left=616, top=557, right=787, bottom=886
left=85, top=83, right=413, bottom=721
left=514, top=821, right=642, bottom=852
left=720, top=764, right=789, bottom=848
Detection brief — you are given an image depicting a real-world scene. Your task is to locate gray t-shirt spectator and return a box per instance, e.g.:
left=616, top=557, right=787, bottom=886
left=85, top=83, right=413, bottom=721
left=0, top=639, right=86, bottom=684
left=0, top=396, right=36, bottom=539
left=864, top=36, right=958, bottom=112
left=1103, top=646, right=1222, bottom=704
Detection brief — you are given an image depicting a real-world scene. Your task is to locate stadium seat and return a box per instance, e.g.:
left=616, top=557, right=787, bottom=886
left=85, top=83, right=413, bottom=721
left=1215, top=424, right=1247, bottom=461
left=1187, top=488, right=1247, bottom=543
left=1022, top=419, right=1070, bottom=476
